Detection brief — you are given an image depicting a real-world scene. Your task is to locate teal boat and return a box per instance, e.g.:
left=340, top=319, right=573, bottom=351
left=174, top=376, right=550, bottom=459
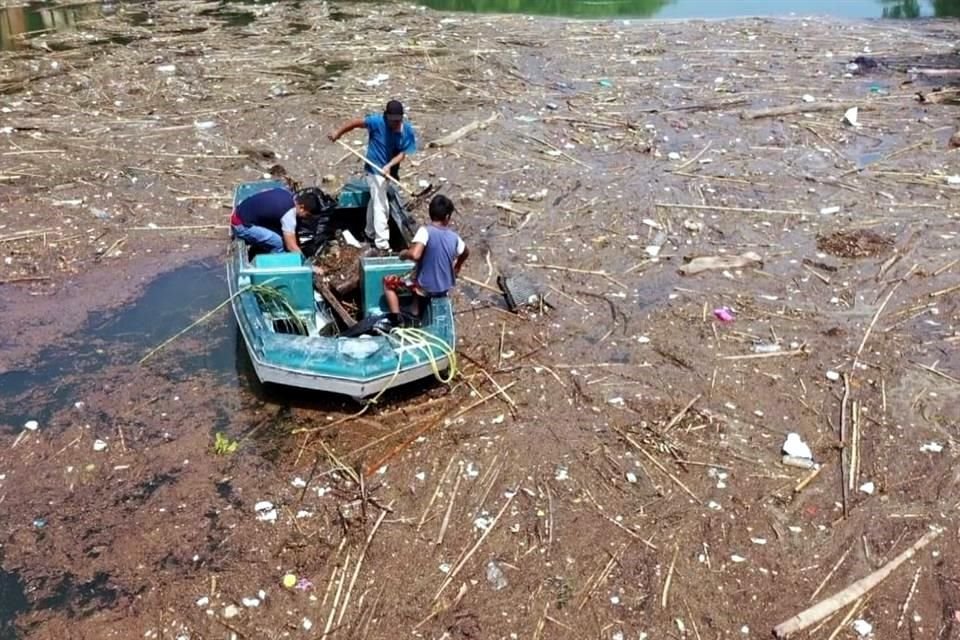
left=227, top=180, right=456, bottom=400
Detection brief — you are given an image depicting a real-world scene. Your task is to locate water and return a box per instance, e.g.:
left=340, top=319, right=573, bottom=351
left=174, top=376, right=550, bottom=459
left=0, top=569, right=28, bottom=640
left=419, top=0, right=960, bottom=18
left=0, top=261, right=238, bottom=432
left=2, top=0, right=959, bottom=49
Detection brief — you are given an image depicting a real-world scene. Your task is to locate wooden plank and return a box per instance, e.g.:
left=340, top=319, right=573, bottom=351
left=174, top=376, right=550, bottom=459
left=318, top=282, right=357, bottom=328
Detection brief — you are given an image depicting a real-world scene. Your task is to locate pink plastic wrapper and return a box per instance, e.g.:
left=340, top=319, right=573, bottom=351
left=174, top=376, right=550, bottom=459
left=713, top=307, right=735, bottom=323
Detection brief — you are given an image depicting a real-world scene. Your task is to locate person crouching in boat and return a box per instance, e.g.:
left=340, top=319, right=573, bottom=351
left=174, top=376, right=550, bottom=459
left=231, top=187, right=321, bottom=256
left=383, top=195, right=469, bottom=326
left=327, top=99, right=417, bottom=255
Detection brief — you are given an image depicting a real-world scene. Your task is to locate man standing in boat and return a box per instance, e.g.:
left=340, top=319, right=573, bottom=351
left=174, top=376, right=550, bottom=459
left=327, top=99, right=417, bottom=255
left=231, top=186, right=321, bottom=256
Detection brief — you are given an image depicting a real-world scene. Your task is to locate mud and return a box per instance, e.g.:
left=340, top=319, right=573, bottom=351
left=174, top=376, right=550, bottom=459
left=1, top=2, right=959, bottom=640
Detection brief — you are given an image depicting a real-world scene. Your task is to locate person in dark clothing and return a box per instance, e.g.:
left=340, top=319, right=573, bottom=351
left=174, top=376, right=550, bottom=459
left=230, top=188, right=320, bottom=255
left=383, top=194, right=469, bottom=322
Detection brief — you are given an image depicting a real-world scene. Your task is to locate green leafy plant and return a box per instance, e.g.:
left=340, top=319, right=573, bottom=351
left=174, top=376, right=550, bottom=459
left=213, top=432, right=239, bottom=456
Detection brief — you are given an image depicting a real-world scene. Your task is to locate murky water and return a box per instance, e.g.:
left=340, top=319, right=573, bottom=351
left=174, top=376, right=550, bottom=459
left=0, top=569, right=28, bottom=640
left=0, top=261, right=238, bottom=432
left=2, top=0, right=959, bottom=50
left=421, top=0, right=960, bottom=18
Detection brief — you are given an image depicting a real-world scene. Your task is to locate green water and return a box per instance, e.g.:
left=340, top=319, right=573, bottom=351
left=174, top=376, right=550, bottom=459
left=419, top=0, right=960, bottom=19
left=1, top=0, right=959, bottom=50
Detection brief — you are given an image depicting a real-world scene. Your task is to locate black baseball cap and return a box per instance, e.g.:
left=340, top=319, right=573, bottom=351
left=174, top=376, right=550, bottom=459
left=384, top=100, right=404, bottom=120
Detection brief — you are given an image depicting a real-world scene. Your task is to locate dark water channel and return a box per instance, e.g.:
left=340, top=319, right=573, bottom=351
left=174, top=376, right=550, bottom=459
left=0, top=261, right=238, bottom=432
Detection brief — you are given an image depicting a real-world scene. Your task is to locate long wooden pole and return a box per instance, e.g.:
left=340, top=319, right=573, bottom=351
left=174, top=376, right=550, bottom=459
left=773, top=528, right=942, bottom=638
left=335, top=138, right=412, bottom=194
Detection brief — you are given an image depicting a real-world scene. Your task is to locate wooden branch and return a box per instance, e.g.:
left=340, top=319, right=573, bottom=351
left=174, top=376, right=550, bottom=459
left=427, top=112, right=498, bottom=147
left=318, top=282, right=357, bottom=328
left=773, top=528, right=942, bottom=638
left=740, top=102, right=854, bottom=120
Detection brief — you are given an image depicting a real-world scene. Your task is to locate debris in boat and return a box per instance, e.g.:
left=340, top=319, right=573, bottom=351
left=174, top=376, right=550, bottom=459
left=679, top=252, right=763, bottom=275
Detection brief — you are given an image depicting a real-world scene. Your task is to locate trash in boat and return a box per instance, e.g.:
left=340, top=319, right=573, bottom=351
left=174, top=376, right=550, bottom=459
left=497, top=272, right=552, bottom=313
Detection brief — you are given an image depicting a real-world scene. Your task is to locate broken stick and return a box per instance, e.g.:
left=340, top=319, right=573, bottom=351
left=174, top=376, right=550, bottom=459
left=773, top=527, right=942, bottom=638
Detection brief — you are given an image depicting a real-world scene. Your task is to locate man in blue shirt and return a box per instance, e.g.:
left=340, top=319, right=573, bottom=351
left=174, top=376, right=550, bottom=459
left=328, top=99, right=417, bottom=253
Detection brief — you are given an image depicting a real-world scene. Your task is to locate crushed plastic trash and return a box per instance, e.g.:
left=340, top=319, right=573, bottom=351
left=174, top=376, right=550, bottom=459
left=859, top=481, right=875, bottom=495
left=820, top=205, right=841, bottom=215
left=554, top=465, right=569, bottom=481
left=254, top=501, right=278, bottom=522
left=667, top=151, right=682, bottom=161
left=32, top=518, right=46, bottom=528
left=802, top=94, right=816, bottom=103
left=362, top=73, right=390, bottom=87
left=843, top=107, right=861, bottom=128
left=730, top=554, right=747, bottom=563
left=156, top=64, right=177, bottom=74
left=782, top=455, right=816, bottom=470
left=921, top=442, right=944, bottom=453
left=291, top=477, right=307, bottom=488
left=486, top=560, right=508, bottom=591
left=474, top=516, right=492, bottom=531
left=625, top=472, right=638, bottom=484
left=295, top=578, right=313, bottom=591
left=195, top=596, right=209, bottom=607
left=93, top=439, right=108, bottom=452
left=753, top=343, right=782, bottom=354
left=23, top=420, right=39, bottom=431
left=302, top=618, right=313, bottom=631
left=852, top=619, right=873, bottom=637
left=826, top=370, right=841, bottom=381
left=782, top=433, right=813, bottom=460
left=223, top=604, right=240, bottom=619
left=682, top=219, right=703, bottom=233
left=713, top=307, right=735, bottom=323
left=241, top=597, right=260, bottom=608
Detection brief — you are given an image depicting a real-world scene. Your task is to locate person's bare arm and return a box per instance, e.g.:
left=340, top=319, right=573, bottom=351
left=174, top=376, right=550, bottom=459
left=454, top=245, right=469, bottom=275
left=328, top=118, right=365, bottom=142
left=282, top=231, right=302, bottom=255
left=399, top=242, right=424, bottom=262
left=382, top=151, right=406, bottom=174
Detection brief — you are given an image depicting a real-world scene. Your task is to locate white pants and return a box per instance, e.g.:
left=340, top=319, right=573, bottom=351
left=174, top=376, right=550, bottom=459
left=365, top=174, right=390, bottom=250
